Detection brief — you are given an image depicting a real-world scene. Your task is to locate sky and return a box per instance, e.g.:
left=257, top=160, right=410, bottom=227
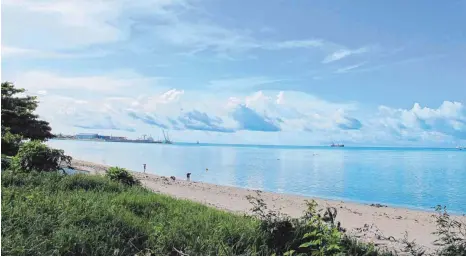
left=1, top=0, right=466, bottom=147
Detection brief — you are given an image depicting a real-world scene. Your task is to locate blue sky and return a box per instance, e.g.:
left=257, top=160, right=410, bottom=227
left=2, top=0, right=466, bottom=146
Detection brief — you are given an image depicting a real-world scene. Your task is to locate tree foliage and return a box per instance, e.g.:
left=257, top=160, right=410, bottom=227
left=11, top=141, right=72, bottom=173
left=1, top=128, right=23, bottom=156
left=1, top=82, right=53, bottom=154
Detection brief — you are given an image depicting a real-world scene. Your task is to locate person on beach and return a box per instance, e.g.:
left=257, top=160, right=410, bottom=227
left=143, top=164, right=146, bottom=173
left=186, top=172, right=191, bottom=181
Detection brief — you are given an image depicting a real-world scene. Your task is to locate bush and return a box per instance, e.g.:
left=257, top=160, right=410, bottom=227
left=246, top=193, right=384, bottom=256
left=2, top=154, right=12, bottom=171
left=105, top=167, right=140, bottom=186
left=60, top=174, right=124, bottom=192
left=1, top=128, right=22, bottom=156
left=402, top=205, right=466, bottom=256
left=433, top=205, right=466, bottom=255
left=11, top=141, right=72, bottom=173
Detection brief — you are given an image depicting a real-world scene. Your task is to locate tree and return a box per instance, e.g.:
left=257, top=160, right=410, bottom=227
left=11, top=141, right=72, bottom=173
left=1, top=82, right=53, bottom=155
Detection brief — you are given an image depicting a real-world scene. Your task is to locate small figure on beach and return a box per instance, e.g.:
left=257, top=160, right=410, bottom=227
left=186, top=172, right=191, bottom=181
left=206, top=168, right=208, bottom=172
left=170, top=176, right=176, bottom=181
left=143, top=164, right=146, bottom=173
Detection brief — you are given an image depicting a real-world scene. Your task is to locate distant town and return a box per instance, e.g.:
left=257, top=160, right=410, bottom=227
left=54, top=130, right=173, bottom=144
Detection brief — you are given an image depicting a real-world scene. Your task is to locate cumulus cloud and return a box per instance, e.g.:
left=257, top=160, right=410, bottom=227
left=178, top=110, right=234, bottom=133
left=232, top=105, right=281, bottom=132
left=9, top=68, right=465, bottom=146
left=375, top=101, right=466, bottom=141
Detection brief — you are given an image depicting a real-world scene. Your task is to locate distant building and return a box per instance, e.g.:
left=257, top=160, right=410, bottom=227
left=97, top=135, right=111, bottom=140
left=110, top=136, right=127, bottom=140
left=76, top=133, right=99, bottom=140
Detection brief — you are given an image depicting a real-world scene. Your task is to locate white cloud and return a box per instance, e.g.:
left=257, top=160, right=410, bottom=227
left=265, top=40, right=324, bottom=50
left=375, top=101, right=466, bottom=141
left=15, top=68, right=463, bottom=146
left=208, top=77, right=283, bottom=90
left=36, top=90, right=48, bottom=96
left=3, top=0, right=372, bottom=62
left=335, top=62, right=366, bottom=73
left=9, top=70, right=161, bottom=93
left=2, top=0, right=187, bottom=53
left=276, top=91, right=285, bottom=105
left=1, top=45, right=109, bottom=59
left=323, top=47, right=370, bottom=63
left=157, top=89, right=185, bottom=104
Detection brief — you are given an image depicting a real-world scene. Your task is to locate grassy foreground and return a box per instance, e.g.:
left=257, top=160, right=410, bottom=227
left=1, top=171, right=382, bottom=256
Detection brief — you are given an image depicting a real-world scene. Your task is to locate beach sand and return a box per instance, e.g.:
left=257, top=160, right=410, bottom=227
left=71, top=159, right=465, bottom=255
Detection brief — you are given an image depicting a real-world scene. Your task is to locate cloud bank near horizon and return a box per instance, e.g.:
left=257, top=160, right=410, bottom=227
left=9, top=70, right=465, bottom=147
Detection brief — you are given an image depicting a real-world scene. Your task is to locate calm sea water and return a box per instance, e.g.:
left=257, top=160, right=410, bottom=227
left=48, top=140, right=466, bottom=213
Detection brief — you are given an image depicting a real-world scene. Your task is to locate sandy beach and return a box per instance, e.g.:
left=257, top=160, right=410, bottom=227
left=71, top=159, right=465, bottom=254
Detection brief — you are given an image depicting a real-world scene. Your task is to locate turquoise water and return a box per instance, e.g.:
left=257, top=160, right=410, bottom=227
left=48, top=140, right=466, bottom=213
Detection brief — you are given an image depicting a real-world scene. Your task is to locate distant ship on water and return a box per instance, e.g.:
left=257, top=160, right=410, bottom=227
left=330, top=142, right=345, bottom=147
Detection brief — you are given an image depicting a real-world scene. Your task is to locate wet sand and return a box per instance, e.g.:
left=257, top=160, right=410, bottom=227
left=71, top=159, right=466, bottom=254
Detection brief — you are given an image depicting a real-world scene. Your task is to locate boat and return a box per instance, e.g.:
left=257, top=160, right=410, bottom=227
left=331, top=142, right=344, bottom=147
left=457, top=146, right=464, bottom=150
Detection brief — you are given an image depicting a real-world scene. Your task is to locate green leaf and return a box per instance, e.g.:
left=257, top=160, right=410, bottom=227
left=284, top=250, right=295, bottom=256
left=311, top=239, right=322, bottom=246
left=299, top=242, right=313, bottom=248
left=303, top=231, right=318, bottom=238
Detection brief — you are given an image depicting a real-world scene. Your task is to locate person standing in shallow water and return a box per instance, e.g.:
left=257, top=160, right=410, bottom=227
left=143, top=164, right=146, bottom=173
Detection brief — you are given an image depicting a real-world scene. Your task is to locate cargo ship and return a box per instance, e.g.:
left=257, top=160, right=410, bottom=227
left=330, top=142, right=345, bottom=147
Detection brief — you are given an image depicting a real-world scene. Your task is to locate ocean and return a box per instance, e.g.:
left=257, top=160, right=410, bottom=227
left=47, top=140, right=466, bottom=214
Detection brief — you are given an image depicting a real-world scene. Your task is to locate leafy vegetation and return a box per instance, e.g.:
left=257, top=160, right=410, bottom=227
left=402, top=205, right=466, bottom=256
left=1, top=82, right=53, bottom=156
left=11, top=141, right=72, bottom=173
left=2, top=171, right=388, bottom=256
left=433, top=206, right=466, bottom=255
left=1, top=128, right=23, bottom=156
left=246, top=194, right=383, bottom=256
left=106, top=166, right=140, bottom=186
left=1, top=171, right=266, bottom=256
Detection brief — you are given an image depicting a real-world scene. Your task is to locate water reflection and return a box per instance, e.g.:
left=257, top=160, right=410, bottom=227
left=48, top=140, right=466, bottom=213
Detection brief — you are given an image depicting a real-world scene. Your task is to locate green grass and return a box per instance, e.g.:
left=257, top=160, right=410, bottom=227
left=1, top=171, right=384, bottom=256
left=1, top=172, right=270, bottom=255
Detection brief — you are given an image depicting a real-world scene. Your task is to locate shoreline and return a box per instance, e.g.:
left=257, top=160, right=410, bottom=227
left=70, top=159, right=466, bottom=254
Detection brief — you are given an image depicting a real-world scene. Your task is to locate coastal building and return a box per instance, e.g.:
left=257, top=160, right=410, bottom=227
left=75, top=133, right=99, bottom=140
left=109, top=136, right=127, bottom=140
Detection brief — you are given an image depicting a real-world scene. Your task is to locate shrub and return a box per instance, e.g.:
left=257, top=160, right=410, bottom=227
left=105, top=167, right=140, bottom=186
left=1, top=128, right=22, bottom=156
left=11, top=141, right=72, bottom=173
left=246, top=193, right=385, bottom=256
left=433, top=205, right=466, bottom=255
left=60, top=174, right=124, bottom=192
left=2, top=154, right=12, bottom=171
left=246, top=194, right=304, bottom=254
left=401, top=205, right=465, bottom=256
